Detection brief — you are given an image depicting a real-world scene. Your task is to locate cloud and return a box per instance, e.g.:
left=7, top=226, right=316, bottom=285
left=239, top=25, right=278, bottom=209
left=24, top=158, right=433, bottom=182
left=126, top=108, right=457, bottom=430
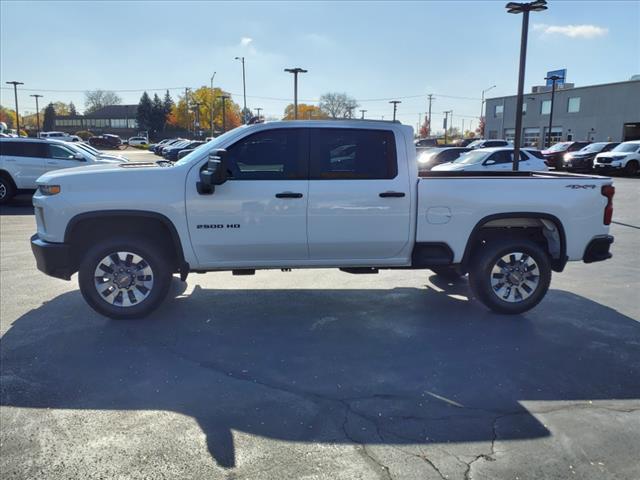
left=240, top=37, right=253, bottom=47
left=533, top=23, right=608, bottom=39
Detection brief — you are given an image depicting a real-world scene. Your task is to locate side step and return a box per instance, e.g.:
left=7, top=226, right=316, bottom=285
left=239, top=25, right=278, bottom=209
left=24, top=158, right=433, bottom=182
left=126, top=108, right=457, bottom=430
left=232, top=269, right=255, bottom=276
left=339, top=267, right=379, bottom=274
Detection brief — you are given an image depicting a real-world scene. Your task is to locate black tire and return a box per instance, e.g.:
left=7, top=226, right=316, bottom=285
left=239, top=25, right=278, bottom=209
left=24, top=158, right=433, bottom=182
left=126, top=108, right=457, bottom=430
left=78, top=235, right=172, bottom=319
left=624, top=160, right=639, bottom=176
left=468, top=238, right=551, bottom=315
left=0, top=175, right=16, bottom=205
left=431, top=265, right=464, bottom=280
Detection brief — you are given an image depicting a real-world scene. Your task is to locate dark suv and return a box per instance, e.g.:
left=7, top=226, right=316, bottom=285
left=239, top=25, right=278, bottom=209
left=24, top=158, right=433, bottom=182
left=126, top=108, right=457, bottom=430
left=562, top=142, right=620, bottom=172
left=88, top=134, right=122, bottom=149
left=541, top=141, right=590, bottom=169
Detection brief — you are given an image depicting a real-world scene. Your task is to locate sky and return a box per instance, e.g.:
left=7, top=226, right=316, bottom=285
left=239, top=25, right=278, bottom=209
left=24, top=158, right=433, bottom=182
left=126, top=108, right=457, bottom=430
left=1, top=0, right=639, bottom=132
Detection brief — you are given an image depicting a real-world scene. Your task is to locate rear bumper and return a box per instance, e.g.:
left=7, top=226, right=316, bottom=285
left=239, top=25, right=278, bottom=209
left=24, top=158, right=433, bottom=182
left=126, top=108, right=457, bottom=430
left=583, top=235, right=614, bottom=264
left=30, top=234, right=74, bottom=280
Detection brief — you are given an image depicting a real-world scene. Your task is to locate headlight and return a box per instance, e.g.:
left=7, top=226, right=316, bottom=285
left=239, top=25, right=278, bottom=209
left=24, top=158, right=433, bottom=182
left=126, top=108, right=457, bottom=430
left=563, top=153, right=571, bottom=161
left=38, top=185, right=61, bottom=196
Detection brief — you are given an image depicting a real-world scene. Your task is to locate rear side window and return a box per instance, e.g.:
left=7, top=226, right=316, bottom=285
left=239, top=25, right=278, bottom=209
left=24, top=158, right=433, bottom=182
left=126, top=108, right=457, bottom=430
left=0, top=141, right=47, bottom=158
left=310, top=128, right=397, bottom=180
left=225, top=128, right=307, bottom=180
left=526, top=150, right=544, bottom=159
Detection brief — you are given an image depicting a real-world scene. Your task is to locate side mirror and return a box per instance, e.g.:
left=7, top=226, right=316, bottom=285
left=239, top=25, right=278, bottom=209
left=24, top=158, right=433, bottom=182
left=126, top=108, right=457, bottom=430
left=197, top=149, right=228, bottom=195
left=483, top=159, right=496, bottom=166
left=73, top=153, right=84, bottom=160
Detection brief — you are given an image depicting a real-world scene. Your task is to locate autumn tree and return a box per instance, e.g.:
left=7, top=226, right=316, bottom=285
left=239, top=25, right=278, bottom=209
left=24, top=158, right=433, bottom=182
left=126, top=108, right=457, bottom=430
left=0, top=106, right=17, bottom=129
left=319, top=92, right=359, bottom=119
left=51, top=101, right=70, bottom=116
left=477, top=116, right=485, bottom=137
left=171, top=86, right=241, bottom=133
left=43, top=103, right=56, bottom=131
left=419, top=117, right=430, bottom=138
left=283, top=103, right=328, bottom=120
left=84, top=90, right=122, bottom=114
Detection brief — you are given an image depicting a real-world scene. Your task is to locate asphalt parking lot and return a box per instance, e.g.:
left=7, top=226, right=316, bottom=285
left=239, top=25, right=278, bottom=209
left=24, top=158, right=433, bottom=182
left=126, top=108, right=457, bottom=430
left=0, top=173, right=638, bottom=480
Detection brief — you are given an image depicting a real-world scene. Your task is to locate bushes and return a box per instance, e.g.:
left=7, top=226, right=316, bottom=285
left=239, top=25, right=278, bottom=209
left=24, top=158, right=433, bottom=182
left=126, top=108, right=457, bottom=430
left=75, top=130, right=94, bottom=140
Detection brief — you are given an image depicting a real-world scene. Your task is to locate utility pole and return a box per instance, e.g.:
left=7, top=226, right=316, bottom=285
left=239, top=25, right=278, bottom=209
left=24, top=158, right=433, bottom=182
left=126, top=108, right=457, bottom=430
left=184, top=87, right=191, bottom=136
left=284, top=67, right=307, bottom=120
left=443, top=110, right=452, bottom=144
left=210, top=72, right=216, bottom=137
left=255, top=107, right=262, bottom=120
left=360, top=109, right=367, bottom=119
left=427, top=94, right=434, bottom=135
left=235, top=57, right=247, bottom=123
left=480, top=85, right=496, bottom=127
left=220, top=95, right=230, bottom=132
left=30, top=94, right=43, bottom=136
left=462, top=118, right=465, bottom=137
left=6, top=81, right=24, bottom=134
left=389, top=100, right=401, bottom=122
left=545, top=74, right=563, bottom=148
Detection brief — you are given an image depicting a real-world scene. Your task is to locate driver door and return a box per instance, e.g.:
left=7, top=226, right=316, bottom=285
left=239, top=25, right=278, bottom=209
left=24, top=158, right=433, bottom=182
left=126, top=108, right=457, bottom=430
left=45, top=144, right=86, bottom=172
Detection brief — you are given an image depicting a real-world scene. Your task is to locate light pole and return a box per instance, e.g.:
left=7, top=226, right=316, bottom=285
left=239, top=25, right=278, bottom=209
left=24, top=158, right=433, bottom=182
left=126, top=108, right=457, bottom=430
left=30, top=94, right=43, bottom=136
left=480, top=85, right=496, bottom=127
left=210, top=72, right=216, bottom=137
left=219, top=95, right=230, bottom=132
left=427, top=94, right=434, bottom=136
left=443, top=110, right=452, bottom=144
left=506, top=0, right=548, bottom=170
left=360, top=109, right=367, bottom=119
left=255, top=107, right=262, bottom=120
left=544, top=74, right=563, bottom=148
left=284, top=68, right=307, bottom=120
left=235, top=57, right=247, bottom=123
left=6, top=81, right=24, bottom=134
left=389, top=100, right=401, bottom=121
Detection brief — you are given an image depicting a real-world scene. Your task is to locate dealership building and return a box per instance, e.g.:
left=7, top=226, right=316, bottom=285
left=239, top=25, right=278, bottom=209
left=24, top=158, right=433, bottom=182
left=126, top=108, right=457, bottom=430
left=53, top=104, right=140, bottom=137
left=484, top=77, right=640, bottom=148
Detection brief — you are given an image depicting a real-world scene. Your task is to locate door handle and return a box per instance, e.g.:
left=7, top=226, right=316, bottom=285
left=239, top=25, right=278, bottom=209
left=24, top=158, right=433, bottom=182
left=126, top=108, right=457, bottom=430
left=275, top=192, right=303, bottom=199
left=379, top=191, right=406, bottom=198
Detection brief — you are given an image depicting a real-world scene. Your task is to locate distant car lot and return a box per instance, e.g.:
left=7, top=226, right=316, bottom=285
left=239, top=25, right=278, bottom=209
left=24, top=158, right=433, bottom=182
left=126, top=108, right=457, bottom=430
left=1, top=176, right=638, bottom=479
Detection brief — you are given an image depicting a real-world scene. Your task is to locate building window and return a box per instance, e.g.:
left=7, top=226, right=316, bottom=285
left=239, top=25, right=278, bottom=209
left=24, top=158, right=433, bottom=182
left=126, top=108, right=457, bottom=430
left=494, top=105, right=504, bottom=118
left=504, top=129, right=516, bottom=142
left=543, top=127, right=562, bottom=146
left=127, top=119, right=138, bottom=129
left=523, top=128, right=540, bottom=148
left=541, top=100, right=551, bottom=115
left=568, top=97, right=581, bottom=113
left=111, top=119, right=127, bottom=128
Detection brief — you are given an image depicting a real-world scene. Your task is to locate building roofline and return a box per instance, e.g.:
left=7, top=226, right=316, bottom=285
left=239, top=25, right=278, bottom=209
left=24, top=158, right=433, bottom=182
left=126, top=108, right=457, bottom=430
left=486, top=78, right=640, bottom=102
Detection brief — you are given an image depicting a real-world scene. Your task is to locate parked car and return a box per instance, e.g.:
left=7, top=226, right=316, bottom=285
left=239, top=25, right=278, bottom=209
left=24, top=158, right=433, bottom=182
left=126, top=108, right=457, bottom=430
left=30, top=120, right=614, bottom=319
left=455, top=138, right=482, bottom=147
left=593, top=140, right=640, bottom=175
left=562, top=142, right=620, bottom=172
left=163, top=141, right=205, bottom=161
left=72, top=141, right=129, bottom=162
left=148, top=138, right=172, bottom=152
left=88, top=134, right=123, bottom=149
left=39, top=131, right=82, bottom=142
left=541, top=141, right=591, bottom=169
left=160, top=140, right=191, bottom=156
left=154, top=138, right=185, bottom=155
left=127, top=136, right=149, bottom=146
left=466, top=139, right=511, bottom=150
left=414, top=138, right=439, bottom=148
left=431, top=147, right=548, bottom=172
left=417, top=147, right=470, bottom=171
left=0, top=138, right=127, bottom=204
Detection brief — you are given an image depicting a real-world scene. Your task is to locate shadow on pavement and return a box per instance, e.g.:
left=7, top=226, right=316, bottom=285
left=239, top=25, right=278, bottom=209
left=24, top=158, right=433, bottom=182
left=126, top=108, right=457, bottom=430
left=0, top=194, right=34, bottom=215
left=2, top=276, right=639, bottom=468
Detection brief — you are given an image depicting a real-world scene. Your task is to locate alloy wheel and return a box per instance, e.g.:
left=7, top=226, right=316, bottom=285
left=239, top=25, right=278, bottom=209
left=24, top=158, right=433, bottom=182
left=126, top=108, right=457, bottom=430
left=490, top=252, right=540, bottom=303
left=94, top=251, right=154, bottom=307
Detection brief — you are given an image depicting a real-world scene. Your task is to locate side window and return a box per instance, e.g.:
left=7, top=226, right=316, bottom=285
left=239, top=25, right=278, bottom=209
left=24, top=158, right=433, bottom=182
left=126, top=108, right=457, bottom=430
left=487, top=151, right=511, bottom=164
left=0, top=142, right=46, bottom=158
left=310, top=128, right=397, bottom=180
left=48, top=144, right=78, bottom=160
left=225, top=128, right=306, bottom=180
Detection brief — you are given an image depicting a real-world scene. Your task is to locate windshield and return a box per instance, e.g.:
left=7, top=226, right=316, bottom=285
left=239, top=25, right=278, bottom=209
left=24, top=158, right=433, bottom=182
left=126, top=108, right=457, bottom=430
left=579, top=143, right=607, bottom=153
left=546, top=142, right=571, bottom=152
left=174, top=128, right=243, bottom=166
left=453, top=150, right=489, bottom=165
left=66, top=143, right=96, bottom=161
left=466, top=140, right=483, bottom=148
left=612, top=143, right=640, bottom=153
left=74, top=142, right=101, bottom=156
left=417, top=150, right=438, bottom=164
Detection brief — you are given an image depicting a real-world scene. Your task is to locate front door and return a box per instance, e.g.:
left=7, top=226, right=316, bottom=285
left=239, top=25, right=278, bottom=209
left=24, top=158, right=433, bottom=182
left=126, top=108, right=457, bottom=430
left=45, top=144, right=86, bottom=172
left=307, top=128, right=412, bottom=261
left=0, top=141, right=46, bottom=189
left=186, top=128, right=309, bottom=267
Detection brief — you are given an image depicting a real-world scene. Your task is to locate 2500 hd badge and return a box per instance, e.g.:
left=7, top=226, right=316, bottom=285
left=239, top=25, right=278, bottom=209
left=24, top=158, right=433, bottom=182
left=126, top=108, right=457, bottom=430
left=197, top=224, right=241, bottom=229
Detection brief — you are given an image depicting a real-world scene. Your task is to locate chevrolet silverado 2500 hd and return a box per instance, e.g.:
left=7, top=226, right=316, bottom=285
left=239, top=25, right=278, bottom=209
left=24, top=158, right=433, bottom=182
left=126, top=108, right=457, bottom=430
left=30, top=121, right=615, bottom=319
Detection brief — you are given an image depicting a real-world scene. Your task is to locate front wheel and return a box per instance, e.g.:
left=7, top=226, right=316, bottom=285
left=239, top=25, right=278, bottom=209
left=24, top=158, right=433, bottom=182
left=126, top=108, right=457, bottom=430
left=78, top=236, right=172, bottom=319
left=468, top=238, right=551, bottom=315
left=624, top=160, right=639, bottom=176
left=0, top=176, right=16, bottom=205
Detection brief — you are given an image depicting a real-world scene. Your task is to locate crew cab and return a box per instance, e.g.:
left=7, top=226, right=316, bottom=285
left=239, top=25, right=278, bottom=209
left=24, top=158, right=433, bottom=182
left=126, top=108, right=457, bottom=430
left=0, top=138, right=127, bottom=204
left=30, top=121, right=615, bottom=319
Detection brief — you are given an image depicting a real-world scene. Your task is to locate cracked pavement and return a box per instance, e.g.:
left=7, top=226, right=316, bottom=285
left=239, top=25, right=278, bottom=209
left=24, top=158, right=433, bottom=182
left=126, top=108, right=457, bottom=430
left=1, top=174, right=639, bottom=479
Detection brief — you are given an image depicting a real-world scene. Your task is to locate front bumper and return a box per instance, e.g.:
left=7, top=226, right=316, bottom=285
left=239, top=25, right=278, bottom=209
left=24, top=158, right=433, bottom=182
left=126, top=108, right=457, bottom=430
left=30, top=234, right=74, bottom=280
left=583, top=235, right=614, bottom=264
left=594, top=162, right=623, bottom=172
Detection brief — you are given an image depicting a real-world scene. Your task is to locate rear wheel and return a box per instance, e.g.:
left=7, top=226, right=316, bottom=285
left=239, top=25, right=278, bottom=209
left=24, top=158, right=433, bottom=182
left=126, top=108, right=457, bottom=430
left=468, top=238, right=551, bottom=315
left=0, top=176, right=16, bottom=205
left=624, top=160, right=639, bottom=176
left=78, top=236, right=172, bottom=319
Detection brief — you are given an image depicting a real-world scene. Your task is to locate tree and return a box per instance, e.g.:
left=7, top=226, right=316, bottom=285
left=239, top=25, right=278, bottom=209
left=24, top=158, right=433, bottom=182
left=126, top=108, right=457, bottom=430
left=43, top=103, right=56, bottom=131
left=163, top=90, right=174, bottom=115
left=419, top=117, right=431, bottom=138
left=84, top=90, right=122, bottom=114
left=477, top=116, right=485, bottom=137
left=150, top=93, right=166, bottom=133
left=283, top=103, right=328, bottom=120
left=69, top=102, right=77, bottom=115
left=136, top=92, right=153, bottom=131
left=51, top=101, right=70, bottom=116
left=170, top=86, right=241, bottom=133
left=0, top=106, right=17, bottom=129
left=319, top=92, right=359, bottom=119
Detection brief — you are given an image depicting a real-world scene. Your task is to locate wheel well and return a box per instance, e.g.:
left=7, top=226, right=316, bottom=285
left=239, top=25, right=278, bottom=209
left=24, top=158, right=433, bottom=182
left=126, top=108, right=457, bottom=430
left=461, top=215, right=566, bottom=272
left=0, top=170, right=17, bottom=189
left=65, top=213, right=185, bottom=273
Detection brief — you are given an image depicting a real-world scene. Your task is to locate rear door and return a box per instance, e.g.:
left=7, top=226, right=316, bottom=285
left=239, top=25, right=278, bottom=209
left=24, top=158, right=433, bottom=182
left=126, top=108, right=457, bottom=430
left=307, top=128, right=411, bottom=261
left=186, top=128, right=309, bottom=265
left=0, top=141, right=47, bottom=189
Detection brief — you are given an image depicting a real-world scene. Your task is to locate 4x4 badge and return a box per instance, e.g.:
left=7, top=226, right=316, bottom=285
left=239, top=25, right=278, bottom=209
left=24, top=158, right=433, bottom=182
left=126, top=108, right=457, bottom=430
left=565, top=184, right=596, bottom=189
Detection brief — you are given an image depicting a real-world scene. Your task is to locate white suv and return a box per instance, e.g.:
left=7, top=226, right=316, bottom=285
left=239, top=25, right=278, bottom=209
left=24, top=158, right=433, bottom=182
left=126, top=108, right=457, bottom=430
left=127, top=136, right=149, bottom=146
left=39, top=131, right=82, bottom=142
left=0, top=138, right=126, bottom=204
left=431, top=147, right=548, bottom=172
left=594, top=140, right=640, bottom=175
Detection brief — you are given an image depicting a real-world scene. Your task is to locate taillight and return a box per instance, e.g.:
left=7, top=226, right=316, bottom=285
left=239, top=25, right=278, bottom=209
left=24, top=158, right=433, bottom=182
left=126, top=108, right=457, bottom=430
left=601, top=185, right=615, bottom=225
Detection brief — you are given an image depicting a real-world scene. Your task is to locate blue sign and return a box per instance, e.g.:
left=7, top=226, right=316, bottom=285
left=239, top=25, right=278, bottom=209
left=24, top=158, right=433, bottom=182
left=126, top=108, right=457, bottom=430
left=546, top=69, right=567, bottom=86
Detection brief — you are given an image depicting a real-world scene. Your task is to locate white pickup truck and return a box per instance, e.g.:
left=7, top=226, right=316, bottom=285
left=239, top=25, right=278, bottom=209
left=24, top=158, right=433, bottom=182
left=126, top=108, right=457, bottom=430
left=30, top=120, right=615, bottom=319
